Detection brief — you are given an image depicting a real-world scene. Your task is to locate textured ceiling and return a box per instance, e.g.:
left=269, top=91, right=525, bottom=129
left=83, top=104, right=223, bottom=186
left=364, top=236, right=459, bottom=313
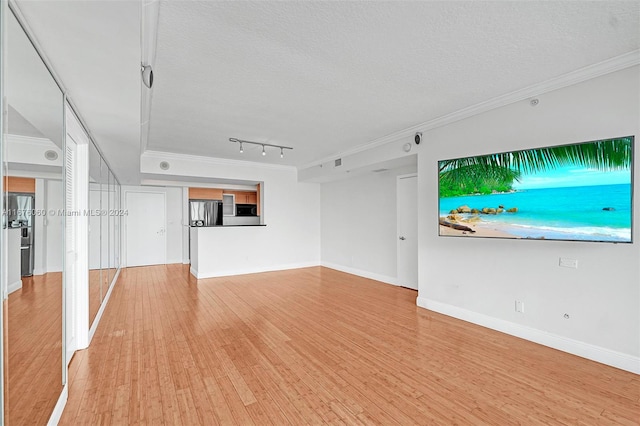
left=15, top=0, right=140, bottom=182
left=10, top=1, right=640, bottom=183
left=147, top=1, right=640, bottom=167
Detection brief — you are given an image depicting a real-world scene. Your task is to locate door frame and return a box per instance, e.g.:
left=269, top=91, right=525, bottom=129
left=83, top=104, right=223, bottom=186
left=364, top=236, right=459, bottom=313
left=396, top=173, right=418, bottom=290
left=124, top=189, right=167, bottom=268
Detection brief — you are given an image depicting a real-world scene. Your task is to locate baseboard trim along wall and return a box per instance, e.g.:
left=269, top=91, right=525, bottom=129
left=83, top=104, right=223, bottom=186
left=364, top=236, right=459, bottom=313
left=320, top=262, right=398, bottom=287
left=417, top=297, right=640, bottom=375
left=46, top=384, right=67, bottom=426
left=8, top=279, right=22, bottom=295
left=189, top=266, right=199, bottom=278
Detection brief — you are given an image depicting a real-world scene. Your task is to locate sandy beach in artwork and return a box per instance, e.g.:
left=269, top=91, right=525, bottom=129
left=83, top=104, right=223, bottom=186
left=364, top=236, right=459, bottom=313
left=439, top=220, right=519, bottom=238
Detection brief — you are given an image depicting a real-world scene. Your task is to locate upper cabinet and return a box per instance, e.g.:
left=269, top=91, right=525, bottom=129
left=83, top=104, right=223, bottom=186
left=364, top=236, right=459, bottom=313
left=226, top=191, right=257, bottom=204
left=4, top=177, right=35, bottom=193
left=188, top=187, right=223, bottom=200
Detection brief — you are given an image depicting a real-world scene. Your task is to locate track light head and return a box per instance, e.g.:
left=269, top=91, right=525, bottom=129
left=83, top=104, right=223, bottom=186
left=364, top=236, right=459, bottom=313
left=262, top=145, right=266, bottom=156
left=280, top=148, right=284, bottom=158
left=239, top=142, right=243, bottom=153
left=141, top=64, right=154, bottom=88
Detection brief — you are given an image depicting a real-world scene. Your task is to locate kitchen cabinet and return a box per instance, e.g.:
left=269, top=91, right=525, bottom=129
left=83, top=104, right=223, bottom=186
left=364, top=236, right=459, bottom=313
left=189, top=187, right=223, bottom=200
left=4, top=176, right=35, bottom=193
left=245, top=192, right=257, bottom=204
left=226, top=191, right=257, bottom=204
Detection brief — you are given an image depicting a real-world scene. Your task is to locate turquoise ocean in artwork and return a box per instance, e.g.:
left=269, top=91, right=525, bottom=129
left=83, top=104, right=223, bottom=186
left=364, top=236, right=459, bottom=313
left=439, top=183, right=632, bottom=242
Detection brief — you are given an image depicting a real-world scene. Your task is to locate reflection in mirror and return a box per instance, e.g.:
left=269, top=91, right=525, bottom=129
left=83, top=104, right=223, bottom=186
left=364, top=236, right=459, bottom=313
left=115, top=183, right=121, bottom=269
left=2, top=8, right=64, bottom=424
left=100, top=158, right=109, bottom=299
left=108, top=170, right=115, bottom=286
left=88, top=142, right=102, bottom=325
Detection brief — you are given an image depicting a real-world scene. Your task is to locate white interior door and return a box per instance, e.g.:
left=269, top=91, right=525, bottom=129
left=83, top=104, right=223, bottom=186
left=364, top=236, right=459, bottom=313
left=64, top=139, right=77, bottom=364
left=397, top=174, right=418, bottom=290
left=126, top=192, right=166, bottom=267
left=65, top=105, right=90, bottom=357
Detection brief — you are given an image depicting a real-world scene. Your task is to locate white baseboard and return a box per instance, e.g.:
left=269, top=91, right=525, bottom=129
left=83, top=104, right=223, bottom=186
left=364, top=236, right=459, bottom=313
left=33, top=268, right=44, bottom=276
left=417, top=297, right=640, bottom=375
left=193, top=261, right=320, bottom=279
left=321, top=261, right=398, bottom=286
left=47, top=384, right=67, bottom=426
left=8, top=279, right=22, bottom=294
left=88, top=268, right=121, bottom=344
left=189, top=266, right=199, bottom=278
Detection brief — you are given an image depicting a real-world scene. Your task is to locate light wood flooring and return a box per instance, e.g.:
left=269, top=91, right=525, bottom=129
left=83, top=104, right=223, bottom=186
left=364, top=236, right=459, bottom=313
left=89, top=269, right=105, bottom=327
left=60, top=265, right=639, bottom=425
left=6, top=272, right=63, bottom=425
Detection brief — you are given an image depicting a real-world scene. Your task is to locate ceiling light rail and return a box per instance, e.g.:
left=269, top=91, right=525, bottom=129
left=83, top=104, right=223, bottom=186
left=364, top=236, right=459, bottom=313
left=229, top=138, right=293, bottom=158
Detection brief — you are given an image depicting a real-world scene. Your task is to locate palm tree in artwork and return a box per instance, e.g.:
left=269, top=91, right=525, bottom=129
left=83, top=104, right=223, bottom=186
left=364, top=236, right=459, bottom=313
left=439, top=137, right=632, bottom=194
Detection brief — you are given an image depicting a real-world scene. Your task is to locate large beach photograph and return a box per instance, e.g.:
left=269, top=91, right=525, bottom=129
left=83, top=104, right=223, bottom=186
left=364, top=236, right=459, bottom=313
left=438, top=137, right=633, bottom=243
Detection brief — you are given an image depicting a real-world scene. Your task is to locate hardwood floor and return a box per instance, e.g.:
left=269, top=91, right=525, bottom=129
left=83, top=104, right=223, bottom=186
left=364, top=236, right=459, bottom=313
left=6, top=272, right=63, bottom=425
left=89, top=269, right=104, bottom=326
left=60, top=265, right=639, bottom=425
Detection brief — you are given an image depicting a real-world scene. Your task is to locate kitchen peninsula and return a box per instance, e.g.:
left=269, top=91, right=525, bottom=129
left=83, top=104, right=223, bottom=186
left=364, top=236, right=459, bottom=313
left=189, top=185, right=269, bottom=278
left=190, top=224, right=271, bottom=278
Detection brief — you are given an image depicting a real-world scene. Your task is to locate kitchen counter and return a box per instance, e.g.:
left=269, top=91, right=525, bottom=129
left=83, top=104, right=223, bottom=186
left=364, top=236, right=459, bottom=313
left=190, top=225, right=276, bottom=279
left=189, top=224, right=266, bottom=228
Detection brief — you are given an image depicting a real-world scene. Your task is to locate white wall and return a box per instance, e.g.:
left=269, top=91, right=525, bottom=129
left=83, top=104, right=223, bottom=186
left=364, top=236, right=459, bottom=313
left=33, top=178, right=47, bottom=275
left=165, top=186, right=183, bottom=264
left=140, top=153, right=321, bottom=275
left=418, top=66, right=639, bottom=371
left=321, top=165, right=416, bottom=284
left=121, top=185, right=188, bottom=266
left=45, top=179, right=63, bottom=272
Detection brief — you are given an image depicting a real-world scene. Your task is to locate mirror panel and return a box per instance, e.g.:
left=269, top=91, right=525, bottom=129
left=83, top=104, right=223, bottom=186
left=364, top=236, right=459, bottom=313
left=100, top=158, right=109, bottom=300
left=2, top=8, right=64, bottom=423
left=88, top=142, right=102, bottom=325
left=115, top=182, right=121, bottom=270
left=108, top=170, right=115, bottom=285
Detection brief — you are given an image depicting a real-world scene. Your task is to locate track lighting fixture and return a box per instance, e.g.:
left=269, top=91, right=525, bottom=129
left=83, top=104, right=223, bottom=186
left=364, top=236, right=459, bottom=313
left=229, top=138, right=293, bottom=158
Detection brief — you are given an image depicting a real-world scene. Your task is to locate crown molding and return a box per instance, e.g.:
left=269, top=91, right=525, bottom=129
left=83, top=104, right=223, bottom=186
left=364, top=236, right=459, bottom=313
left=5, top=133, right=59, bottom=148
left=299, top=50, right=640, bottom=170
left=141, top=150, right=298, bottom=172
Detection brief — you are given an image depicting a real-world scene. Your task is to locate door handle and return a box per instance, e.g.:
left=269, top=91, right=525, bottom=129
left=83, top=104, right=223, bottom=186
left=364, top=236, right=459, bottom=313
left=399, top=236, right=406, bottom=240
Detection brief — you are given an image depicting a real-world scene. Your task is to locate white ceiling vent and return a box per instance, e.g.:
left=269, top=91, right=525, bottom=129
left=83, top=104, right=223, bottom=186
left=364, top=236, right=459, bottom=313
left=159, top=161, right=170, bottom=170
left=334, top=158, right=342, bottom=167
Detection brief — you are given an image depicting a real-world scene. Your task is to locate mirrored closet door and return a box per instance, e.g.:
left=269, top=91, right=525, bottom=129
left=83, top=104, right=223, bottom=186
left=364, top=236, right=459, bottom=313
left=2, top=6, right=65, bottom=424
left=88, top=144, right=121, bottom=330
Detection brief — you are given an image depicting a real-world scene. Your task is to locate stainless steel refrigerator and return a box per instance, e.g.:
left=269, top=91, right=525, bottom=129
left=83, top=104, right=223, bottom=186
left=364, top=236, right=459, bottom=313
left=6, top=193, right=35, bottom=276
left=189, top=199, right=223, bottom=227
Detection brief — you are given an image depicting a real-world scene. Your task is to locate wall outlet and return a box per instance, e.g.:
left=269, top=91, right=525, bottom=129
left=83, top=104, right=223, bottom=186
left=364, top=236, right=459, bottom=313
left=515, top=300, right=525, bottom=313
left=559, top=257, right=578, bottom=268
